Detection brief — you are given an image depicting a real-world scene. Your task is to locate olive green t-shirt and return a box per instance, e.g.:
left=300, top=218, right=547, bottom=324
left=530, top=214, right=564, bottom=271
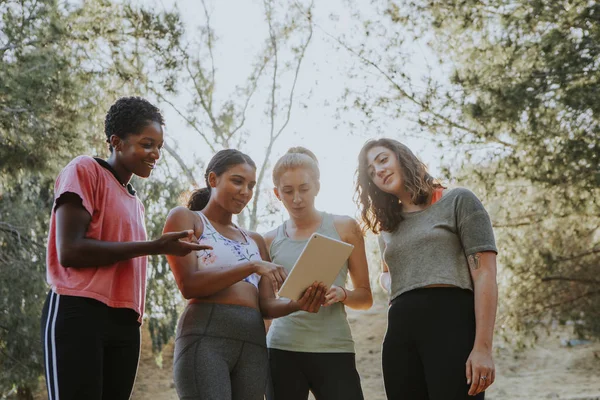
left=378, top=188, right=497, bottom=302
left=267, top=212, right=355, bottom=353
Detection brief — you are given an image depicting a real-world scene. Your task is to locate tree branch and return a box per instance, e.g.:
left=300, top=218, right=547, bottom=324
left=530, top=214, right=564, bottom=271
left=556, top=248, right=600, bottom=263
left=179, top=45, right=223, bottom=141
left=162, top=142, right=198, bottom=187
left=541, top=276, right=600, bottom=285
left=273, top=12, right=312, bottom=142
left=227, top=52, right=272, bottom=142
left=249, top=1, right=314, bottom=231
left=305, top=11, right=514, bottom=148
left=153, top=90, right=217, bottom=153
left=1, top=107, right=29, bottom=114
left=493, top=221, right=536, bottom=228
left=0, top=222, right=45, bottom=249
left=533, top=290, right=600, bottom=315
left=201, top=0, right=216, bottom=109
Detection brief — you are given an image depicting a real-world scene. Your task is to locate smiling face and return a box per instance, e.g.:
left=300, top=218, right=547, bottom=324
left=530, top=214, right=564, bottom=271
left=209, top=162, right=257, bottom=214
left=112, top=121, right=164, bottom=178
left=365, top=145, right=404, bottom=196
left=274, top=167, right=319, bottom=219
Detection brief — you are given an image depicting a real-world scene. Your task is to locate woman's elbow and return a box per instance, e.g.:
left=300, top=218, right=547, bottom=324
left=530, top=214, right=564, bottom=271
left=258, top=300, right=276, bottom=319
left=259, top=306, right=274, bottom=319
left=354, top=289, right=373, bottom=310
left=179, top=280, right=199, bottom=300
left=57, top=245, right=80, bottom=268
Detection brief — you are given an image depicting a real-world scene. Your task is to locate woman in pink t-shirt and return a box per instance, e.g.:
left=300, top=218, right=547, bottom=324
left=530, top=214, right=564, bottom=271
left=41, top=97, right=210, bottom=400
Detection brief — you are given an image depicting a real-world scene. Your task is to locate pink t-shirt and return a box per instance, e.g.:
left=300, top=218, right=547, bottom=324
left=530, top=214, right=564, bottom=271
left=46, top=156, right=148, bottom=321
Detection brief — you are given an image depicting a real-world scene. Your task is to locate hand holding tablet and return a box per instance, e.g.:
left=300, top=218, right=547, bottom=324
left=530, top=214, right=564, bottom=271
left=278, top=233, right=354, bottom=301
left=289, top=281, right=329, bottom=313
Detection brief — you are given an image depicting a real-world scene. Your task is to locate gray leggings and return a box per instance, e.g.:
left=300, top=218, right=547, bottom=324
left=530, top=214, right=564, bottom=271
left=173, top=302, right=269, bottom=400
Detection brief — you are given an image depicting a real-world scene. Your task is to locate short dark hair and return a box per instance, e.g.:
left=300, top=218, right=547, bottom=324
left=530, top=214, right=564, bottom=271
left=104, top=97, right=165, bottom=151
left=187, top=149, right=257, bottom=211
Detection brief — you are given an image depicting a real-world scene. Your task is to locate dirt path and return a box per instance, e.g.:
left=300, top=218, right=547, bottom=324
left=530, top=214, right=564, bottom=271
left=130, top=300, right=600, bottom=400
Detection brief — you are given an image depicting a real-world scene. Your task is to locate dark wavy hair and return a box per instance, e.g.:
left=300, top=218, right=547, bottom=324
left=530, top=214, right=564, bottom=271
left=104, top=97, right=164, bottom=152
left=187, top=149, right=256, bottom=211
left=355, top=138, right=444, bottom=233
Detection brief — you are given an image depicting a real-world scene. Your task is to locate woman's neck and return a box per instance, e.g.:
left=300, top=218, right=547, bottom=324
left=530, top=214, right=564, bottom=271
left=202, top=201, right=234, bottom=226
left=288, top=208, right=321, bottom=231
left=396, top=188, right=426, bottom=213
left=106, top=153, right=133, bottom=185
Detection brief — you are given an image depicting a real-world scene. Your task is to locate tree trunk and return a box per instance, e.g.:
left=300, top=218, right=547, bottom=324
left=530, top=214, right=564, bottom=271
left=16, top=386, right=33, bottom=400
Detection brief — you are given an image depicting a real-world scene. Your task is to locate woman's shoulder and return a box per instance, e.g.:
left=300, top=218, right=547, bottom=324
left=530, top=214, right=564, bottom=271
left=59, top=155, right=100, bottom=177
left=442, top=186, right=480, bottom=199
left=260, top=227, right=280, bottom=250
left=246, top=230, right=264, bottom=243
left=165, top=206, right=203, bottom=234
left=331, top=214, right=359, bottom=228
left=246, top=230, right=270, bottom=260
left=167, top=205, right=197, bottom=218
left=330, top=214, right=362, bottom=240
left=444, top=186, right=486, bottom=204
left=68, top=155, right=97, bottom=167
left=441, top=187, right=489, bottom=217
left=262, top=227, right=278, bottom=242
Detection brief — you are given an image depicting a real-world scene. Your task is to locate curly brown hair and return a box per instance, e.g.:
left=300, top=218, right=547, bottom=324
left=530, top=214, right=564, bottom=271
left=355, top=138, right=443, bottom=233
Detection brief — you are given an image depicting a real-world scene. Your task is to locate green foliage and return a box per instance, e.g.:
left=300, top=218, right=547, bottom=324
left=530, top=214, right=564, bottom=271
left=457, top=168, right=600, bottom=342
left=394, top=1, right=600, bottom=337
left=357, top=0, right=600, bottom=339
left=0, top=176, right=53, bottom=395
left=0, top=0, right=119, bottom=180
left=381, top=0, right=600, bottom=192
left=0, top=0, right=189, bottom=394
left=120, top=0, right=315, bottom=231
left=133, top=173, right=189, bottom=353
left=0, top=1, right=107, bottom=394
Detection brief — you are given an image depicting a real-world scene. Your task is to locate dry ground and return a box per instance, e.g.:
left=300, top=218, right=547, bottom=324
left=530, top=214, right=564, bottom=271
left=128, top=300, right=600, bottom=400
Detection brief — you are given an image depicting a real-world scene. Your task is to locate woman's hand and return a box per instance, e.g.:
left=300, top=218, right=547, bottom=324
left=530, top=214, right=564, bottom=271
left=322, top=285, right=347, bottom=306
left=253, top=260, right=288, bottom=294
left=155, top=230, right=213, bottom=256
left=290, top=282, right=327, bottom=313
left=466, top=347, right=495, bottom=396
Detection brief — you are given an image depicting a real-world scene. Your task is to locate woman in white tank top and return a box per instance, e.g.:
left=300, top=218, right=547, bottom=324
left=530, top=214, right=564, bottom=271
left=163, top=149, right=288, bottom=400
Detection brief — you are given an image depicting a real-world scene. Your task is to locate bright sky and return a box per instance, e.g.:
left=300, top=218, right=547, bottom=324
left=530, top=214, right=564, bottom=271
left=151, top=0, right=442, bottom=230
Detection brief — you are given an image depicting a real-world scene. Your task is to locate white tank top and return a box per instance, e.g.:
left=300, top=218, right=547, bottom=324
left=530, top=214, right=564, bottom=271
left=195, top=211, right=261, bottom=289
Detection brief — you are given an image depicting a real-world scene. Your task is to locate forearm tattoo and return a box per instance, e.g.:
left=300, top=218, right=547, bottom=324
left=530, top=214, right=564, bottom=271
left=467, top=253, right=482, bottom=270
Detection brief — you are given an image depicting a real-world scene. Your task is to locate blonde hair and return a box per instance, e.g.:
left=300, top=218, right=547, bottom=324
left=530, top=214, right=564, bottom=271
left=272, top=146, right=320, bottom=186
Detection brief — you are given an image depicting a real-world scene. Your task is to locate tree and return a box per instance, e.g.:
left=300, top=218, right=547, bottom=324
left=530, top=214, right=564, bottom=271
left=0, top=0, right=190, bottom=396
left=341, top=0, right=600, bottom=338
left=0, top=1, right=109, bottom=396
left=121, top=0, right=315, bottom=231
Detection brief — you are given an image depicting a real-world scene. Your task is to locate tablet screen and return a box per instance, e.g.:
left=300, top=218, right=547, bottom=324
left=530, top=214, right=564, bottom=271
left=278, top=233, right=354, bottom=301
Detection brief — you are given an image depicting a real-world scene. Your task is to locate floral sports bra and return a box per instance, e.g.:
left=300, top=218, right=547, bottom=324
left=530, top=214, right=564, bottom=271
left=195, top=211, right=261, bottom=289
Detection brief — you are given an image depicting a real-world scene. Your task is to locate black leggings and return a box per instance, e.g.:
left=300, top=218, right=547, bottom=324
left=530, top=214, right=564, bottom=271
left=40, top=291, right=141, bottom=400
left=382, top=287, right=484, bottom=400
left=268, top=348, right=364, bottom=400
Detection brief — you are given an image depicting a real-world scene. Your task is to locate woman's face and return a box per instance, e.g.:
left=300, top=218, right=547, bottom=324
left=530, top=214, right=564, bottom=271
left=209, top=163, right=257, bottom=214
left=115, top=121, right=164, bottom=178
left=365, top=145, right=404, bottom=196
left=274, top=167, right=319, bottom=219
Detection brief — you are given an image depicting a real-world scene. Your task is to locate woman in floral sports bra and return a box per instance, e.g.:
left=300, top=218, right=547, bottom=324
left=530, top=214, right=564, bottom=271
left=163, top=149, right=325, bottom=400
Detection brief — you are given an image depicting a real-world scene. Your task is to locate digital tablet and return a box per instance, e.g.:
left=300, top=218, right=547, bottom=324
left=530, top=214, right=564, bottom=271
left=278, top=232, right=354, bottom=301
